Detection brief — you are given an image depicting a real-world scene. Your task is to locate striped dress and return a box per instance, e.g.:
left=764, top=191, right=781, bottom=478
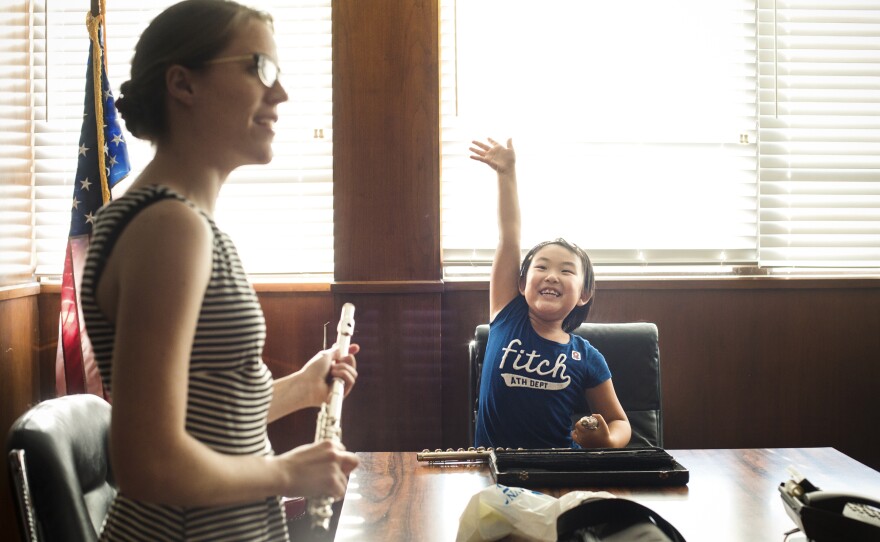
left=80, top=185, right=289, bottom=541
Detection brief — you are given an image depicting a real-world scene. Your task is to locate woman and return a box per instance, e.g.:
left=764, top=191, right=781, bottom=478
left=80, top=1, right=359, bottom=539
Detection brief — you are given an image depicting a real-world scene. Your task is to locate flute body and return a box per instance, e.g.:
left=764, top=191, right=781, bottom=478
left=308, top=303, right=355, bottom=531
left=416, top=447, right=521, bottom=462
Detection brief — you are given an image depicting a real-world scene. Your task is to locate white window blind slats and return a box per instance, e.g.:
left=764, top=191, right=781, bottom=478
left=443, top=0, right=880, bottom=274
left=440, top=0, right=759, bottom=276
left=0, top=6, right=34, bottom=286
left=8, top=1, right=880, bottom=283
left=758, top=0, right=880, bottom=267
left=23, top=0, right=333, bottom=278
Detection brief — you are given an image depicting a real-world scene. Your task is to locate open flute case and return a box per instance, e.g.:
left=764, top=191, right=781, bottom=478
left=490, top=447, right=688, bottom=488
left=420, top=447, right=689, bottom=488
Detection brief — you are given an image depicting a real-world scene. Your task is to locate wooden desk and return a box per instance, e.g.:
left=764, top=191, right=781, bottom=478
left=334, top=448, right=880, bottom=542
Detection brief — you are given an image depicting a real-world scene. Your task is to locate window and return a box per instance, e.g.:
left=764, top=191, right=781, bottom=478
left=757, top=0, right=880, bottom=267
left=4, top=0, right=333, bottom=285
left=0, top=4, right=35, bottom=286
left=440, top=0, right=880, bottom=276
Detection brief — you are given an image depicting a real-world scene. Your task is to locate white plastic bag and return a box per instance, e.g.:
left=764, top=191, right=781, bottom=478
left=456, top=484, right=616, bottom=542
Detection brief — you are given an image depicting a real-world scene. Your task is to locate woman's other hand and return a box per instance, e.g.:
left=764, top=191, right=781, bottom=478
left=277, top=440, right=359, bottom=499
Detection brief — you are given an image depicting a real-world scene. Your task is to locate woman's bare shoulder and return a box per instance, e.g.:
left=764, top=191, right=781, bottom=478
left=112, top=197, right=214, bottom=281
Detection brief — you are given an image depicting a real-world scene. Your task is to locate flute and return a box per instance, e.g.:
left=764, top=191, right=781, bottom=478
left=416, top=447, right=522, bottom=462
left=308, top=303, right=356, bottom=531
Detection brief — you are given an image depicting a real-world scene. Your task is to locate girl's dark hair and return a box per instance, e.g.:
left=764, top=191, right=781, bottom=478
left=115, top=0, right=273, bottom=142
left=519, top=238, right=596, bottom=333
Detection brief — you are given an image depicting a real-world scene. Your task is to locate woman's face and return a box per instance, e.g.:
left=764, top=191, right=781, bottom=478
left=194, top=18, right=288, bottom=170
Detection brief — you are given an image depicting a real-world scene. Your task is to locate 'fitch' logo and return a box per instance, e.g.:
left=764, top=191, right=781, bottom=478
left=498, top=339, right=571, bottom=391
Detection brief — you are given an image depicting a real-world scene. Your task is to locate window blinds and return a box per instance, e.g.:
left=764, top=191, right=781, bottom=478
left=28, top=0, right=333, bottom=279
left=442, top=0, right=880, bottom=275
left=440, top=0, right=760, bottom=277
left=757, top=0, right=880, bottom=267
left=8, top=1, right=878, bottom=284
left=0, top=4, right=34, bottom=286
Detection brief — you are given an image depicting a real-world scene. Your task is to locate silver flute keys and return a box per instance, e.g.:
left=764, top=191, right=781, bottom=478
left=308, top=303, right=356, bottom=531
left=415, top=447, right=523, bottom=462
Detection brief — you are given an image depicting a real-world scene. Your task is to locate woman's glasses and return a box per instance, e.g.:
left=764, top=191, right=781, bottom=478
left=205, top=53, right=280, bottom=88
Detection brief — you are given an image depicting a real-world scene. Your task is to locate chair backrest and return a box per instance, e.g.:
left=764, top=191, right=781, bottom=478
left=6, top=394, right=116, bottom=542
left=469, top=322, right=663, bottom=448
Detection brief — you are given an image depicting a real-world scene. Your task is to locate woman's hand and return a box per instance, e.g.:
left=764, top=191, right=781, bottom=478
left=299, top=344, right=360, bottom=406
left=277, top=440, right=360, bottom=499
left=329, top=342, right=359, bottom=398
left=469, top=137, right=516, bottom=174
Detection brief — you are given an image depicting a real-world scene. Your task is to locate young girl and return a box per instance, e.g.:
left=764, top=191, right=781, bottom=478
left=470, top=138, right=631, bottom=449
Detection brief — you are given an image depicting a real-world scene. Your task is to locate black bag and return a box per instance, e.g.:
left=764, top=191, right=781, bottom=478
left=557, top=498, right=686, bottom=542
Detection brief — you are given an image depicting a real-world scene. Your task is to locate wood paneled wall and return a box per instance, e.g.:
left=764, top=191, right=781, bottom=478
left=328, top=0, right=443, bottom=454
left=34, top=281, right=876, bottom=466
left=1, top=286, right=40, bottom=542
left=333, top=0, right=440, bottom=281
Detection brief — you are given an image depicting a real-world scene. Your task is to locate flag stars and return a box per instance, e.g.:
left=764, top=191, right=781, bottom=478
left=80, top=178, right=92, bottom=191
left=108, top=154, right=118, bottom=167
left=110, top=133, right=124, bottom=146
left=78, top=144, right=89, bottom=157
left=72, top=197, right=80, bottom=210
left=84, top=212, right=97, bottom=225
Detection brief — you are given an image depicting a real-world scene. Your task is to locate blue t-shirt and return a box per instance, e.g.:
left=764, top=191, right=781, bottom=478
left=474, top=295, right=611, bottom=449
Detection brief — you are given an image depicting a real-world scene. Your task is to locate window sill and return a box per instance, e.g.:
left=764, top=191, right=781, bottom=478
left=0, top=282, right=40, bottom=302
left=443, top=274, right=880, bottom=291
left=30, top=273, right=880, bottom=297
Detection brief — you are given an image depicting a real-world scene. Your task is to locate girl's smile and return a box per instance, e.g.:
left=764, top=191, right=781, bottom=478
left=520, top=244, right=589, bottom=326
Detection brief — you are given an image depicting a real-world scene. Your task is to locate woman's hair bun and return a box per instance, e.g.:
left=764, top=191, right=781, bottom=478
left=116, top=78, right=160, bottom=141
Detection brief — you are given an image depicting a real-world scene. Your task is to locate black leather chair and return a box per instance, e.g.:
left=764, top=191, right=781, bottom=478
left=6, top=394, right=115, bottom=542
left=469, top=322, right=663, bottom=448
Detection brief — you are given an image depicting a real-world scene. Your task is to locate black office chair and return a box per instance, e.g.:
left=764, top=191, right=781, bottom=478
left=469, top=322, right=663, bottom=448
left=6, top=394, right=116, bottom=542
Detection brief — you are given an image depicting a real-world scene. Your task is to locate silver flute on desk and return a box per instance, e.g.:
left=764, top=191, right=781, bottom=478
left=416, top=447, right=521, bottom=462
left=308, top=303, right=356, bottom=531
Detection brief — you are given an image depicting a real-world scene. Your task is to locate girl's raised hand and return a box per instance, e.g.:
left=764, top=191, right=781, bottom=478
left=469, top=137, right=515, bottom=174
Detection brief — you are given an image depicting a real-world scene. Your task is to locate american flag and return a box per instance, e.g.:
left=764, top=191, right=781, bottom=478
left=55, top=11, right=130, bottom=397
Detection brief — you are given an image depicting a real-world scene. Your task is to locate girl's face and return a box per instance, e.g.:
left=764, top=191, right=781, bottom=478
left=194, top=19, right=288, bottom=170
left=519, top=243, right=591, bottom=325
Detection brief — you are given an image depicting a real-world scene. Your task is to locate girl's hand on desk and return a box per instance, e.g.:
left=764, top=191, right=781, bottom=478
left=571, top=414, right=613, bottom=448
left=278, top=440, right=360, bottom=500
